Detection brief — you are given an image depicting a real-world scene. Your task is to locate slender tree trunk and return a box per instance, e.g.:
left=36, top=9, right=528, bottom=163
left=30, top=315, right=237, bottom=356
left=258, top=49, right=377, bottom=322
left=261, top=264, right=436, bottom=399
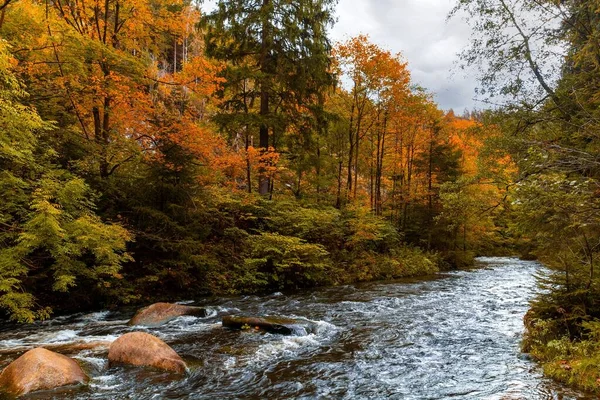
left=353, top=126, right=359, bottom=199
left=376, top=113, right=387, bottom=216
left=93, top=104, right=109, bottom=179
left=403, top=142, right=415, bottom=229
left=336, top=160, right=343, bottom=209
left=0, top=8, right=6, bottom=30
left=173, top=39, right=177, bottom=74
left=583, top=232, right=595, bottom=290
left=258, top=0, right=270, bottom=196
left=242, top=80, right=252, bottom=193
left=370, top=131, right=375, bottom=212
left=245, top=125, right=252, bottom=193
left=397, top=125, right=405, bottom=227
left=428, top=130, right=433, bottom=214
left=268, top=176, right=274, bottom=200
left=295, top=169, right=302, bottom=199
left=564, top=257, right=570, bottom=292
left=390, top=123, right=398, bottom=222
left=258, top=96, right=270, bottom=196
left=316, top=136, right=321, bottom=198
left=346, top=102, right=355, bottom=199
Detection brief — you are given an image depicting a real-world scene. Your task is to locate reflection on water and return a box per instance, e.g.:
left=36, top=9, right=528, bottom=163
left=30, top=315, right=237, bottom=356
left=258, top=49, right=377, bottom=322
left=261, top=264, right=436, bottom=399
left=0, top=257, right=593, bottom=399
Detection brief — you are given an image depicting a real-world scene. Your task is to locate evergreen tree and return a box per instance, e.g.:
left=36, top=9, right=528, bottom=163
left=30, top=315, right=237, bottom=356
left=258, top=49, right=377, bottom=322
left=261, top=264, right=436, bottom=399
left=204, top=0, right=337, bottom=195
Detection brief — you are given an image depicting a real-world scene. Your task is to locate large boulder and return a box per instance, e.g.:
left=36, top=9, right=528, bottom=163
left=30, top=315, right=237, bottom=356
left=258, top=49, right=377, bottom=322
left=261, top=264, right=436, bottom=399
left=128, top=302, right=208, bottom=327
left=0, top=348, right=88, bottom=396
left=108, top=332, right=187, bottom=374
left=222, top=315, right=316, bottom=335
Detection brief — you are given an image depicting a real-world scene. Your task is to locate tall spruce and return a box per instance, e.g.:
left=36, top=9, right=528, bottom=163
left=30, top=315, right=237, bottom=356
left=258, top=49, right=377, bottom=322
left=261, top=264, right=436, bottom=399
left=204, top=0, right=337, bottom=195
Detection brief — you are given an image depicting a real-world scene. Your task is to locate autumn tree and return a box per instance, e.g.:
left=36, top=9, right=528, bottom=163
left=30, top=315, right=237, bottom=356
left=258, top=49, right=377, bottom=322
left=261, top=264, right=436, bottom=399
left=333, top=36, right=412, bottom=207
left=0, top=40, right=131, bottom=322
left=1, top=0, right=243, bottom=306
left=2, top=0, right=220, bottom=185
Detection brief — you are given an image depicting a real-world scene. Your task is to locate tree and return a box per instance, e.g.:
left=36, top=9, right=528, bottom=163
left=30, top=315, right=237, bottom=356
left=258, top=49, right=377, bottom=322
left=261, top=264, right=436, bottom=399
left=204, top=0, right=337, bottom=195
left=334, top=35, right=411, bottom=208
left=0, top=40, right=131, bottom=322
left=454, top=1, right=600, bottom=385
left=450, top=0, right=564, bottom=108
left=3, top=0, right=219, bottom=184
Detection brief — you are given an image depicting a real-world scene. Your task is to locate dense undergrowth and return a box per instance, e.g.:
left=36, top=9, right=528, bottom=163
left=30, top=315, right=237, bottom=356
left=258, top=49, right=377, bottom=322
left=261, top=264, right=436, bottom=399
left=52, top=188, right=445, bottom=314
left=522, top=257, right=600, bottom=394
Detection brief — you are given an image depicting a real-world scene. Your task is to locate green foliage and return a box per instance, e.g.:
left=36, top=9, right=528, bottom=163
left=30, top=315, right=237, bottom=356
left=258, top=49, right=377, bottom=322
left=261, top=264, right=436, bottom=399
left=523, top=311, right=600, bottom=394
left=156, top=188, right=442, bottom=296
left=244, top=233, right=332, bottom=289
left=368, top=247, right=440, bottom=280
left=0, top=41, right=131, bottom=322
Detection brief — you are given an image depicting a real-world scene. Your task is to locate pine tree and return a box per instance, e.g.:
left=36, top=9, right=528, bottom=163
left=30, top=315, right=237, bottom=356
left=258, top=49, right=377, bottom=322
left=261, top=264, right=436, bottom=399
left=204, top=0, right=337, bottom=195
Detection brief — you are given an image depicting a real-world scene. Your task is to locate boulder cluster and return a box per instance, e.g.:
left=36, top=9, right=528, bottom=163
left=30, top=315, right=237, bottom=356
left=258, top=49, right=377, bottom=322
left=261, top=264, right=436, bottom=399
left=0, top=302, right=307, bottom=396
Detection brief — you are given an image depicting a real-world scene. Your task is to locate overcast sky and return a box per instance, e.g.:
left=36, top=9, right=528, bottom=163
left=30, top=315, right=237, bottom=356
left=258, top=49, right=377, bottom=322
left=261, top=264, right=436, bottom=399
left=201, top=0, right=478, bottom=112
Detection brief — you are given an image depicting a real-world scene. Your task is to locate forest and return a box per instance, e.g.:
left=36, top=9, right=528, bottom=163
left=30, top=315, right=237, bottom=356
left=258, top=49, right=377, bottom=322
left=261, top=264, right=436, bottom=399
left=0, top=0, right=514, bottom=323
left=1, top=0, right=600, bottom=394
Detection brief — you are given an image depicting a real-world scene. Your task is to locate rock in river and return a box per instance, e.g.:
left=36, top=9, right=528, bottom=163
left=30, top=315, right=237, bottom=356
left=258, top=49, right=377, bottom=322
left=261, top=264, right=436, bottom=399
left=0, top=348, right=88, bottom=396
left=108, top=332, right=187, bottom=374
left=128, top=302, right=208, bottom=327
left=222, top=315, right=315, bottom=335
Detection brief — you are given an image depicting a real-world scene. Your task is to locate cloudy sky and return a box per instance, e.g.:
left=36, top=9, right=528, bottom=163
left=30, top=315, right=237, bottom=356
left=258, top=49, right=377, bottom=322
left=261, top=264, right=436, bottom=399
left=202, top=0, right=479, bottom=112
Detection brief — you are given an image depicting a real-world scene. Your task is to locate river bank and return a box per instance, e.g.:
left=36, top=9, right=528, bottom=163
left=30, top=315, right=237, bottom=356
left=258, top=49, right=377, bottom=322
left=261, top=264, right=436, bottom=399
left=0, top=257, right=590, bottom=399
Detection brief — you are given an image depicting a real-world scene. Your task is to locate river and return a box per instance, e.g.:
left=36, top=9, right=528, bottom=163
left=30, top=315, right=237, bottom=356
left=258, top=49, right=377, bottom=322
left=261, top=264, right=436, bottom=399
left=0, top=257, right=592, bottom=399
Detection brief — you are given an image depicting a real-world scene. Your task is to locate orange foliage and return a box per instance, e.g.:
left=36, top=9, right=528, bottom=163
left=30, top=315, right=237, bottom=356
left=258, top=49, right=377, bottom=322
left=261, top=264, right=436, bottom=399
left=6, top=0, right=236, bottom=182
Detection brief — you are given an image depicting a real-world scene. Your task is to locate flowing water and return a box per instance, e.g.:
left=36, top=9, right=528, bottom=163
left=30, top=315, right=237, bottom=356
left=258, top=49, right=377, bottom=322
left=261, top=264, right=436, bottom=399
left=0, top=257, right=593, bottom=399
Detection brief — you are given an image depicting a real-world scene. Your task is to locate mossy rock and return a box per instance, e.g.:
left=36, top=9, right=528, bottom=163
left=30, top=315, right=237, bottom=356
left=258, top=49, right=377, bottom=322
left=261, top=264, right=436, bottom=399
left=222, top=315, right=315, bottom=335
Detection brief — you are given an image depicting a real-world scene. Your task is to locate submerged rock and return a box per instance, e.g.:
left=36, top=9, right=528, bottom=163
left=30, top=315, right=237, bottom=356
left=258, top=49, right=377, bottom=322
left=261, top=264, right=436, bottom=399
left=108, top=332, right=187, bottom=374
left=44, top=340, right=112, bottom=354
left=222, top=315, right=315, bottom=335
left=0, top=348, right=88, bottom=396
left=128, top=302, right=208, bottom=327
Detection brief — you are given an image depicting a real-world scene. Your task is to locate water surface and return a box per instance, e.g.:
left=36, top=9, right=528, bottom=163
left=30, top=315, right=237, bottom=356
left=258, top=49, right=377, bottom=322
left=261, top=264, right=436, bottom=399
left=0, top=257, right=591, bottom=399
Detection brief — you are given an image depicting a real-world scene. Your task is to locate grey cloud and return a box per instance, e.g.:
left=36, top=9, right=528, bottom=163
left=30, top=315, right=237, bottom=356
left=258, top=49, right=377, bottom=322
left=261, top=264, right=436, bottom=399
left=201, top=0, right=480, bottom=110
left=331, top=0, right=480, bottom=111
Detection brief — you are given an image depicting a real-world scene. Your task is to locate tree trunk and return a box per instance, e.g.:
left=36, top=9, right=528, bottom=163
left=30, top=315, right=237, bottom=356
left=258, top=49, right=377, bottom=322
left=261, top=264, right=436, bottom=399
left=336, top=160, right=343, bottom=209
left=245, top=125, right=252, bottom=193
left=258, top=0, right=270, bottom=196
left=353, top=125, right=359, bottom=199
left=375, top=113, right=387, bottom=216
left=346, top=102, right=355, bottom=199
left=315, top=136, right=321, bottom=197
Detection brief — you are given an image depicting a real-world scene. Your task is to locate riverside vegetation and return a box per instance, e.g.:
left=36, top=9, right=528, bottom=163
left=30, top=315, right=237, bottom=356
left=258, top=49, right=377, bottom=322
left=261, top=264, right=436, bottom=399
left=455, top=0, right=600, bottom=394
left=0, top=0, right=598, bottom=395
